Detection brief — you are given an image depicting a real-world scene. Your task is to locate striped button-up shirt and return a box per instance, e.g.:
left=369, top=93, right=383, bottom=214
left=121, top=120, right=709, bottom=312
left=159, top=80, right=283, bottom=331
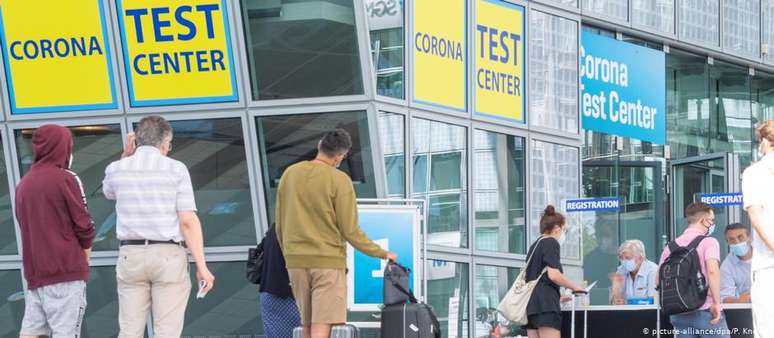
left=103, top=146, right=197, bottom=242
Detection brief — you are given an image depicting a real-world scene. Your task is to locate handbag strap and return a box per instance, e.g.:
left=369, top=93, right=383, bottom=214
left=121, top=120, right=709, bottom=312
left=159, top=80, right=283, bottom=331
left=523, top=237, right=549, bottom=282
left=390, top=278, right=418, bottom=303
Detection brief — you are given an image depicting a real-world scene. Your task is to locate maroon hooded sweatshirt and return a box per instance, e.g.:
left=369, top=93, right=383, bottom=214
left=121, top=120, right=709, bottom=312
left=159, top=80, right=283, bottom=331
left=15, top=125, right=95, bottom=290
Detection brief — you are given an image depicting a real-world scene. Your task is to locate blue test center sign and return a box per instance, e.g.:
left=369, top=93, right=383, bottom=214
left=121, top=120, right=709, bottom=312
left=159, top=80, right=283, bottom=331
left=348, top=205, right=420, bottom=311
left=581, top=31, right=666, bottom=144
left=565, top=197, right=621, bottom=212
left=698, top=192, right=743, bottom=207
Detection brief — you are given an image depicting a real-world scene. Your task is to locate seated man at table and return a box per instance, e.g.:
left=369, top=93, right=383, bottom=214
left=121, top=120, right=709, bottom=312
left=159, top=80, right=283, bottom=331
left=613, top=240, right=658, bottom=304
left=721, top=223, right=753, bottom=303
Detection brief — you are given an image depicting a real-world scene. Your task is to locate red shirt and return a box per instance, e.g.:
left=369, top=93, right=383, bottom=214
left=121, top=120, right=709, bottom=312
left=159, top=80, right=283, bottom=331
left=15, top=125, right=95, bottom=289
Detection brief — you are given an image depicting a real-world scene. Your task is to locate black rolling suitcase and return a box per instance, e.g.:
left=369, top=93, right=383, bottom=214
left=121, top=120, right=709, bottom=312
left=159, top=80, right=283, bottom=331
left=381, top=262, right=441, bottom=338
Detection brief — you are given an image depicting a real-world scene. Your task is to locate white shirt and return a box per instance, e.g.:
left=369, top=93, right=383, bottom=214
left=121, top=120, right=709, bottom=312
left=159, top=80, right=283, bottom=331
left=103, top=146, right=197, bottom=242
left=720, top=253, right=752, bottom=298
left=742, top=154, right=774, bottom=272
left=616, top=259, right=659, bottom=300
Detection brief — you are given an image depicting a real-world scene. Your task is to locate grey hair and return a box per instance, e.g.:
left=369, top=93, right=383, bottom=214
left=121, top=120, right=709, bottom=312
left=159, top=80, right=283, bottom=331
left=618, top=239, right=646, bottom=258
left=135, top=115, right=172, bottom=147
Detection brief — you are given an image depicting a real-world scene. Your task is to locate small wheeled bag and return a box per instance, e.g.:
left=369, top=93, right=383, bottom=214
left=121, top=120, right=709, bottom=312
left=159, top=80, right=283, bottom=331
left=293, top=324, right=359, bottom=338
left=381, top=262, right=441, bottom=338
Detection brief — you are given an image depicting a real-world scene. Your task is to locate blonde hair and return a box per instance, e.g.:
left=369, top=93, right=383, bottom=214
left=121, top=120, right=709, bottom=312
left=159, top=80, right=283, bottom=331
left=756, top=120, right=774, bottom=144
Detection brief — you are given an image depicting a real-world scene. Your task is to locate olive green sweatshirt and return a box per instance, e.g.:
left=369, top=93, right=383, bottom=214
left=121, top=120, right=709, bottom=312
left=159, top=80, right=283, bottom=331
left=275, top=161, right=388, bottom=269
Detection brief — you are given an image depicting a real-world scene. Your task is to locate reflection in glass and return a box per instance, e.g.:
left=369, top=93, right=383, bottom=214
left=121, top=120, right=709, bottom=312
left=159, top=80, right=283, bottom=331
left=582, top=0, right=628, bottom=20
left=240, top=0, right=364, bottom=100
left=753, top=71, right=774, bottom=131
left=474, top=265, right=522, bottom=338
left=632, top=0, right=674, bottom=34
left=182, top=262, right=261, bottom=337
left=427, top=260, right=469, bottom=338
left=0, top=270, right=24, bottom=338
left=679, top=0, right=719, bottom=46
left=378, top=113, right=405, bottom=197
left=530, top=11, right=578, bottom=133
left=530, top=141, right=580, bottom=259
left=82, top=266, right=121, bottom=337
left=764, top=1, right=774, bottom=64
left=257, top=112, right=376, bottom=223
left=412, top=119, right=467, bottom=248
left=165, top=119, right=257, bottom=246
left=666, top=49, right=711, bottom=158
left=473, top=130, right=526, bottom=254
left=366, top=0, right=404, bottom=98
left=710, top=61, right=753, bottom=167
left=0, top=137, right=16, bottom=255
left=15, top=125, right=123, bottom=251
left=722, top=0, right=760, bottom=58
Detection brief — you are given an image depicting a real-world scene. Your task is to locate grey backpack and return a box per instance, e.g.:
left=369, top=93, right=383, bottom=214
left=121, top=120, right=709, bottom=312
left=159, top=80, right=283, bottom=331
left=384, top=262, right=416, bottom=305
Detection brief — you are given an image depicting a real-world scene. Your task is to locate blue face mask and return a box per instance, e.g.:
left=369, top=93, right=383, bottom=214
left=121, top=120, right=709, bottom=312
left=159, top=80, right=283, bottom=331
left=621, top=259, right=637, bottom=272
left=730, top=242, right=750, bottom=257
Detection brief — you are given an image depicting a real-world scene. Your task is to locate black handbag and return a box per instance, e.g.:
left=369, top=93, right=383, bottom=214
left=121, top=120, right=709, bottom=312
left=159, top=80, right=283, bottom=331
left=246, top=242, right=264, bottom=284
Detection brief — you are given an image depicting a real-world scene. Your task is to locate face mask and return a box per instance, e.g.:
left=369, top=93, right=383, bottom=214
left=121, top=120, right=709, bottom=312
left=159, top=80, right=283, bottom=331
left=707, top=223, right=716, bottom=236
left=730, top=242, right=750, bottom=257
left=68, top=154, right=73, bottom=168
left=621, top=259, right=637, bottom=272
left=557, top=231, right=567, bottom=246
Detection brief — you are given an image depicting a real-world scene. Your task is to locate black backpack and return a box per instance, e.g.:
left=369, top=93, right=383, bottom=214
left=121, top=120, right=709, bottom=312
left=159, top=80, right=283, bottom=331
left=658, top=236, right=709, bottom=316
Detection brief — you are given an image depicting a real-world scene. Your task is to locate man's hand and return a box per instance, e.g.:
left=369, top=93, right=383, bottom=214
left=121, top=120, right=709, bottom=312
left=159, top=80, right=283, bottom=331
left=710, top=303, right=722, bottom=324
left=196, top=266, right=215, bottom=294
left=84, top=248, right=92, bottom=264
left=121, top=132, right=137, bottom=158
left=385, top=252, right=397, bottom=262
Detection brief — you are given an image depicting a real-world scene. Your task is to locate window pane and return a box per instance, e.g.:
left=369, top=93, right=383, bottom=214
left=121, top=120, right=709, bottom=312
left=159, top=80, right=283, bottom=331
left=530, top=11, right=579, bottom=133
left=427, top=260, right=469, bottom=338
left=0, top=137, right=15, bottom=255
left=582, top=0, right=628, bottom=21
left=256, top=112, right=376, bottom=224
left=365, top=1, right=405, bottom=98
left=0, top=270, right=24, bottom=338
left=667, top=49, right=711, bottom=158
left=474, top=265, right=523, bottom=337
left=473, top=130, right=526, bottom=254
left=166, top=119, right=257, bottom=246
left=679, top=0, right=719, bottom=46
left=183, top=262, right=261, bottom=337
left=543, top=0, right=578, bottom=7
left=82, top=266, right=121, bottom=337
left=378, top=113, right=405, bottom=197
left=709, top=61, right=754, bottom=167
left=764, top=0, right=774, bottom=64
left=15, top=125, right=123, bottom=251
left=632, top=0, right=674, bottom=34
left=530, top=141, right=580, bottom=259
left=753, top=71, right=774, bottom=126
left=241, top=0, right=364, bottom=100
left=722, top=0, right=760, bottom=58
left=412, top=119, right=467, bottom=248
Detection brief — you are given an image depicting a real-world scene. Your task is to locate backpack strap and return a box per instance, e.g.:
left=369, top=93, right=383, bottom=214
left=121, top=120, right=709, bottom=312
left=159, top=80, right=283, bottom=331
left=686, top=235, right=708, bottom=250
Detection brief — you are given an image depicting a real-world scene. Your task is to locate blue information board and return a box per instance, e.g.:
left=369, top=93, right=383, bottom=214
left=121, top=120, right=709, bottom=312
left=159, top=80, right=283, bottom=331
left=581, top=31, right=666, bottom=144
left=697, top=192, right=743, bottom=207
left=347, top=205, right=421, bottom=311
left=565, top=197, right=621, bottom=212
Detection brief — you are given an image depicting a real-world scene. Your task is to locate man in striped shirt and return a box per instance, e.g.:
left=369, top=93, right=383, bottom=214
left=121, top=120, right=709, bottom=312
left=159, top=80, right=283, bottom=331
left=103, top=115, right=214, bottom=338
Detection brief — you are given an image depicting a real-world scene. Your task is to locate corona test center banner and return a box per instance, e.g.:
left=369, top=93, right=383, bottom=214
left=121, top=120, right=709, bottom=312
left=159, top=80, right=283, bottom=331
left=581, top=31, right=666, bottom=144
left=0, top=0, right=117, bottom=114
left=117, top=0, right=238, bottom=107
left=412, top=0, right=466, bottom=112
left=474, top=0, right=525, bottom=123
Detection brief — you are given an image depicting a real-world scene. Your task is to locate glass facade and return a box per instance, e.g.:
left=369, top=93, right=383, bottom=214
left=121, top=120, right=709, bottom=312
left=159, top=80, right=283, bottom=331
left=0, top=1, right=770, bottom=337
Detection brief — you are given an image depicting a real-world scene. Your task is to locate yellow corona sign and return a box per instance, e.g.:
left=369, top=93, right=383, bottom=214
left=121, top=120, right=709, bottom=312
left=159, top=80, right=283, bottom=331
left=117, top=0, right=238, bottom=106
left=475, top=0, right=525, bottom=123
left=0, top=0, right=117, bottom=114
left=412, top=0, right=466, bottom=112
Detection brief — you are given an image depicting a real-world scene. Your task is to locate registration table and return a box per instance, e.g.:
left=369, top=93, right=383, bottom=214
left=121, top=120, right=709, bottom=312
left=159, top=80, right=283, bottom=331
left=560, top=303, right=753, bottom=338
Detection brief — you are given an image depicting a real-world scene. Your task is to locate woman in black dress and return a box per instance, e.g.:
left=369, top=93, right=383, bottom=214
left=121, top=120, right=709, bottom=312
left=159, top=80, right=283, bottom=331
left=523, top=205, right=585, bottom=338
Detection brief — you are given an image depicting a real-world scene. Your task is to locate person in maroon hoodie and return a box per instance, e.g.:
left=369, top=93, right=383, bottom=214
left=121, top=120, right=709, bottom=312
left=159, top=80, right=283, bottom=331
left=15, top=124, right=95, bottom=338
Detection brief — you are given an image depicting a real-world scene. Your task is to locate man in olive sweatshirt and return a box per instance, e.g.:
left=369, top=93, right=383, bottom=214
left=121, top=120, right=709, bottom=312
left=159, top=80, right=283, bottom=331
left=276, top=129, right=396, bottom=338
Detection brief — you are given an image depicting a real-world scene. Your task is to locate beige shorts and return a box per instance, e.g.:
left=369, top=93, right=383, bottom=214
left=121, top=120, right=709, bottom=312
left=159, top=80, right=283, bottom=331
left=288, top=268, right=347, bottom=326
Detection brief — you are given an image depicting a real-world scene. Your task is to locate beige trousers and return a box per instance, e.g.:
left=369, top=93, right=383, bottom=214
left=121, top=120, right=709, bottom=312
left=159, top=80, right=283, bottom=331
left=117, top=244, right=191, bottom=338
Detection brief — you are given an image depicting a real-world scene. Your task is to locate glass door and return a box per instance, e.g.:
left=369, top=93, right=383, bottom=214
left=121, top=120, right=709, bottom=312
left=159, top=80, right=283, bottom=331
left=670, top=153, right=742, bottom=258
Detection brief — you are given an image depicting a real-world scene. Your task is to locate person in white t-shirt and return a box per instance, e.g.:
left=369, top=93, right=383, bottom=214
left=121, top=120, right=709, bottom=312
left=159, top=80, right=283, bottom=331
left=741, top=120, right=774, bottom=338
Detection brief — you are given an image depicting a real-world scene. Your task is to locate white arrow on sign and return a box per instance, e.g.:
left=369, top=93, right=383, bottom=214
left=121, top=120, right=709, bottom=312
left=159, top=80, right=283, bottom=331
left=371, top=238, right=389, bottom=278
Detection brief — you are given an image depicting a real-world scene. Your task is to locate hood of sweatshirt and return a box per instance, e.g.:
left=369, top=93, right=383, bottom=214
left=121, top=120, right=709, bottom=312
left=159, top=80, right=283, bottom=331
left=32, top=124, right=73, bottom=169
